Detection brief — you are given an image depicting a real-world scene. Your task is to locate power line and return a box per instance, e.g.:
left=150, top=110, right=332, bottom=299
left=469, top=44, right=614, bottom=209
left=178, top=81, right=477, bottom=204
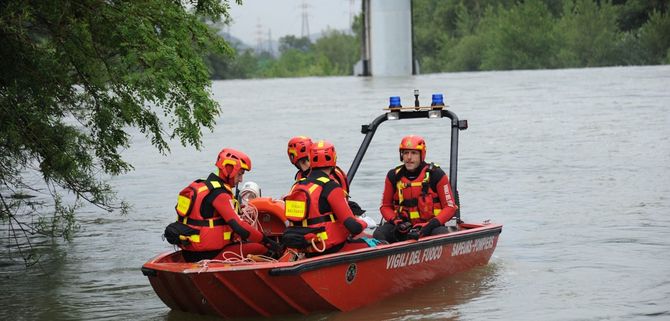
left=255, top=18, right=265, bottom=53
left=300, top=0, right=310, bottom=38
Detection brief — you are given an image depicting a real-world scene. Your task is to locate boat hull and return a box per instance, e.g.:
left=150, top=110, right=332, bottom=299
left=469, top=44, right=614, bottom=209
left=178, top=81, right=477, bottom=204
left=142, top=223, right=502, bottom=318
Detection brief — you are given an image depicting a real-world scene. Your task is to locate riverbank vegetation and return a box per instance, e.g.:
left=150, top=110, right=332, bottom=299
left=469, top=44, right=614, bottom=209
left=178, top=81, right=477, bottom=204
left=413, top=0, right=670, bottom=72
left=209, top=0, right=669, bottom=79
left=207, top=29, right=360, bottom=79
left=0, top=0, right=236, bottom=266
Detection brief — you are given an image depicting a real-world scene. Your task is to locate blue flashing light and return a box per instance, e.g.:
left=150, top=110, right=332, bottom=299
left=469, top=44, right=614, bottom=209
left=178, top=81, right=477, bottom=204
left=389, top=96, right=402, bottom=108
left=431, top=94, right=444, bottom=106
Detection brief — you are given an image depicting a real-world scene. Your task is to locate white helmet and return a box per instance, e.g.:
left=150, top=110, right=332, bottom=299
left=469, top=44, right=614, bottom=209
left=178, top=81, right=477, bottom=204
left=239, top=181, right=262, bottom=205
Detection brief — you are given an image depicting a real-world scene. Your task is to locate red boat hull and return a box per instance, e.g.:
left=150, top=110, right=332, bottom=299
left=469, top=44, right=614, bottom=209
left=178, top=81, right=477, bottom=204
left=142, top=222, right=502, bottom=318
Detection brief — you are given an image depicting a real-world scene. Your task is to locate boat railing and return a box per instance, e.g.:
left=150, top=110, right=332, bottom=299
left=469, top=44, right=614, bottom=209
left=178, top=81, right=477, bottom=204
left=347, top=97, right=468, bottom=218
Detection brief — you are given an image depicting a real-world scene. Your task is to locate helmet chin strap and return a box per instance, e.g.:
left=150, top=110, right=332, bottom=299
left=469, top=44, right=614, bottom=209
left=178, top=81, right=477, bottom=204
left=214, top=168, right=236, bottom=186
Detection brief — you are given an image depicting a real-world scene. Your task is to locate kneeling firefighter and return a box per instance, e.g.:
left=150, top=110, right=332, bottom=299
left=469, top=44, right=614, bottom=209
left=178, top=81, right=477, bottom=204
left=282, top=140, right=373, bottom=257
left=164, top=148, right=282, bottom=262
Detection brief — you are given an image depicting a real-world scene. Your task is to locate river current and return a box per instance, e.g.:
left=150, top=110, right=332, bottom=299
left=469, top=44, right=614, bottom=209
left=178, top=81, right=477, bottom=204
left=1, top=65, right=669, bottom=321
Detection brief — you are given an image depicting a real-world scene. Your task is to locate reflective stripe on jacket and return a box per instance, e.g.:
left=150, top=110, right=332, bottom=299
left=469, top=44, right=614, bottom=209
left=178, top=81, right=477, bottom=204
left=177, top=173, right=234, bottom=252
left=385, top=163, right=457, bottom=225
left=284, top=171, right=352, bottom=251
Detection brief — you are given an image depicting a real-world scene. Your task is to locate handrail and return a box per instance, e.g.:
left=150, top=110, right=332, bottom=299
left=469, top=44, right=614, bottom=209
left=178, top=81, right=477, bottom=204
left=269, top=224, right=501, bottom=276
left=346, top=108, right=468, bottom=218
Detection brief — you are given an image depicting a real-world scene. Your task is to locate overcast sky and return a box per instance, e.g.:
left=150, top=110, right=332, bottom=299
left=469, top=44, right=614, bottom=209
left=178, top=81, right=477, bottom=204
left=227, top=0, right=361, bottom=46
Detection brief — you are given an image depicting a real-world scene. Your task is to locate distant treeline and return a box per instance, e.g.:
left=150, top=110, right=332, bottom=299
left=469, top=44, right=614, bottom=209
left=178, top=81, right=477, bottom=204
left=207, top=0, right=669, bottom=79
left=413, top=0, right=669, bottom=72
left=207, top=30, right=359, bottom=79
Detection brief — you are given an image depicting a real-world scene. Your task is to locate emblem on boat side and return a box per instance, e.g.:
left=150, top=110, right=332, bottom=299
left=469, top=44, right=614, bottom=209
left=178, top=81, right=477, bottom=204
left=345, top=263, right=357, bottom=284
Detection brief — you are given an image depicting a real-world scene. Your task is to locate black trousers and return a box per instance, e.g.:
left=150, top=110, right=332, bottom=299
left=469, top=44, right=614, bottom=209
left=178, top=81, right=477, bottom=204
left=372, top=222, right=450, bottom=243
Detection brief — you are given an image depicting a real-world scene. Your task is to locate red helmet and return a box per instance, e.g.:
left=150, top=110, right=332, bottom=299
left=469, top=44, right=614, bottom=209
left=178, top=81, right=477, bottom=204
left=287, top=136, right=313, bottom=165
left=215, top=148, right=252, bottom=183
left=310, top=140, right=337, bottom=169
left=399, top=135, right=427, bottom=161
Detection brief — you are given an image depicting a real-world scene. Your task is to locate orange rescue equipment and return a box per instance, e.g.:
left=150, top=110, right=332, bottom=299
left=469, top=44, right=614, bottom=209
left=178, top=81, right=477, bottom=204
left=247, top=197, right=287, bottom=236
left=248, top=197, right=286, bottom=221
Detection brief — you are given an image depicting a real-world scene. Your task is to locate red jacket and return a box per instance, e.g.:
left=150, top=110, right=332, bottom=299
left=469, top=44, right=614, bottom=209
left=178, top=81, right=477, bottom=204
left=178, top=173, right=264, bottom=252
left=294, top=166, right=349, bottom=195
left=285, top=170, right=366, bottom=251
left=379, top=163, right=457, bottom=225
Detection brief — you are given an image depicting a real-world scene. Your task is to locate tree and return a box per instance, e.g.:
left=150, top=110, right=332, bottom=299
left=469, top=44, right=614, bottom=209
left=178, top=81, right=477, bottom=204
left=479, top=0, right=559, bottom=70
left=555, top=0, right=622, bottom=67
left=0, top=0, right=239, bottom=266
left=313, top=29, right=358, bottom=75
left=638, top=9, right=670, bottom=64
left=616, top=0, right=669, bottom=32
left=278, top=35, right=313, bottom=54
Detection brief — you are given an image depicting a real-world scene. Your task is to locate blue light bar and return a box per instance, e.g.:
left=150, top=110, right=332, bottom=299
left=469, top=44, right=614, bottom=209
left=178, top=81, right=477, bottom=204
left=389, top=96, right=402, bottom=108
left=431, top=94, right=444, bottom=106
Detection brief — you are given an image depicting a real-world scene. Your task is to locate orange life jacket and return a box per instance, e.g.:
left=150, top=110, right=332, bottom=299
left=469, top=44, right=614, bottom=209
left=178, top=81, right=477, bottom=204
left=294, top=166, right=349, bottom=195
left=331, top=166, right=350, bottom=196
left=389, top=163, right=443, bottom=223
left=283, top=175, right=350, bottom=251
left=174, top=175, right=234, bottom=252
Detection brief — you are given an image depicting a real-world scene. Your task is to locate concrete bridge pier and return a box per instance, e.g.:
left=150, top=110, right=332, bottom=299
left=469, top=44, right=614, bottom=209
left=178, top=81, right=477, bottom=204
left=355, top=0, right=414, bottom=77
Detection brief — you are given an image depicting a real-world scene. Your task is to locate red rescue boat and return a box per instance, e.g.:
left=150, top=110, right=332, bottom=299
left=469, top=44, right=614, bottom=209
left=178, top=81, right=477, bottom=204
left=142, top=222, right=501, bottom=318
left=142, top=92, right=503, bottom=318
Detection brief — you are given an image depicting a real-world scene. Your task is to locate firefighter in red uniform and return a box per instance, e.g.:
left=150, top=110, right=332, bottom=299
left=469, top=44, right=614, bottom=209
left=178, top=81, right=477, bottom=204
left=167, top=148, right=280, bottom=262
left=287, top=136, right=350, bottom=194
left=287, top=136, right=364, bottom=215
left=282, top=140, right=370, bottom=256
left=373, top=135, right=458, bottom=243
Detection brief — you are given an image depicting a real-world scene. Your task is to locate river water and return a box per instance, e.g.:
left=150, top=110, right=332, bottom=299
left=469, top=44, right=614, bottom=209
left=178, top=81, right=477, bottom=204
left=1, top=66, right=669, bottom=321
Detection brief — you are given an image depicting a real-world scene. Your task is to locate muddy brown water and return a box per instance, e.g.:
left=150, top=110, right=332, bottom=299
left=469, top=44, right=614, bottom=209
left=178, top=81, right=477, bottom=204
left=1, top=65, right=668, bottom=321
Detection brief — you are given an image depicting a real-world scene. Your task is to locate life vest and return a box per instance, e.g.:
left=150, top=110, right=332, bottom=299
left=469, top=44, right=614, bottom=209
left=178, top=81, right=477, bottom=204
left=294, top=166, right=349, bottom=195
left=174, top=175, right=234, bottom=252
left=283, top=175, right=349, bottom=251
left=332, top=166, right=350, bottom=196
left=389, top=163, right=443, bottom=223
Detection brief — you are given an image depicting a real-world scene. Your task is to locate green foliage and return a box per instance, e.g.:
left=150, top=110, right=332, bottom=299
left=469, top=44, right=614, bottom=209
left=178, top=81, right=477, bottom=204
left=479, top=0, right=559, bottom=70
left=208, top=48, right=263, bottom=80
left=555, top=0, right=622, bottom=67
left=279, top=35, right=313, bottom=53
left=617, top=0, right=669, bottom=32
left=0, top=0, right=238, bottom=266
left=444, top=35, right=485, bottom=71
left=208, top=28, right=360, bottom=79
left=262, top=49, right=321, bottom=77
left=638, top=10, right=670, bottom=64
left=313, top=30, right=360, bottom=75
left=412, top=0, right=669, bottom=72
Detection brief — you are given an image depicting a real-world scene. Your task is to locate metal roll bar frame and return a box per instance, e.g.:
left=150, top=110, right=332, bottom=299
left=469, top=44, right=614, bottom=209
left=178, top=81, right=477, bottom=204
left=346, top=108, right=468, bottom=219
